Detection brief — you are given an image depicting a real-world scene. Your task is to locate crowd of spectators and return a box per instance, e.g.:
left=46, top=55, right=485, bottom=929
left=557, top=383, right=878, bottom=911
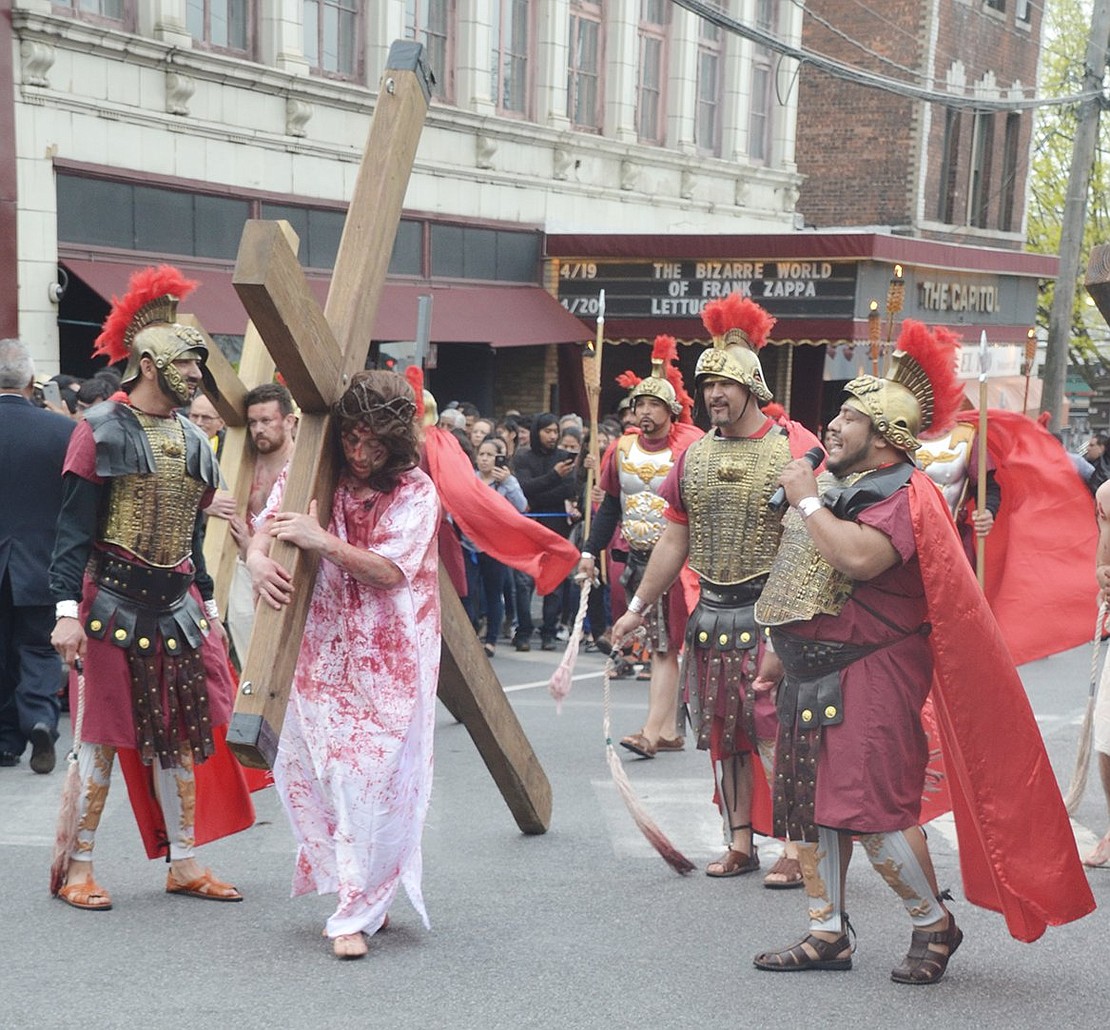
left=436, top=399, right=625, bottom=655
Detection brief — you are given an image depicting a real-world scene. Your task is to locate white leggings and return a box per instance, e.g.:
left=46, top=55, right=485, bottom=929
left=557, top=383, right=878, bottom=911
left=70, top=744, right=197, bottom=863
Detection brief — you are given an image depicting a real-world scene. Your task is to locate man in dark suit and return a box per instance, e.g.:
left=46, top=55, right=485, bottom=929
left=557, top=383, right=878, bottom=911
left=0, top=338, right=75, bottom=772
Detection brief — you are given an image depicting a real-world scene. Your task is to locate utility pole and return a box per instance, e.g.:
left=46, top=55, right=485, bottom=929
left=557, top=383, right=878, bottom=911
left=1041, top=0, right=1110, bottom=432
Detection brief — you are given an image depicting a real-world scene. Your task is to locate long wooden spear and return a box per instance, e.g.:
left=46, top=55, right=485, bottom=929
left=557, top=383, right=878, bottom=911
left=583, top=289, right=605, bottom=540
left=976, top=330, right=990, bottom=588
left=549, top=289, right=605, bottom=711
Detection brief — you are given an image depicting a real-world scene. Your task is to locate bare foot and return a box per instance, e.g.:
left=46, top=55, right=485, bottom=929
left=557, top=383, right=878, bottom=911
left=1083, top=828, right=1110, bottom=868
left=333, top=932, right=368, bottom=959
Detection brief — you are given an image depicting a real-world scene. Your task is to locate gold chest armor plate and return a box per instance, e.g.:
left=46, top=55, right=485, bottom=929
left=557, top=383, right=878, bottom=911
left=100, top=412, right=207, bottom=568
left=755, top=471, right=864, bottom=625
left=683, top=430, right=791, bottom=584
left=619, top=435, right=674, bottom=550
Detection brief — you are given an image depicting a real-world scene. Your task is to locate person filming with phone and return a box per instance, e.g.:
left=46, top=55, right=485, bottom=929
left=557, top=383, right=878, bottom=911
left=511, top=412, right=581, bottom=650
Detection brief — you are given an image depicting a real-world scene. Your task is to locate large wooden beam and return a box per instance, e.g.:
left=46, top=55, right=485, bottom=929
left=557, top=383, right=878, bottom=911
left=227, top=45, right=432, bottom=769
left=435, top=566, right=551, bottom=834
left=233, top=221, right=345, bottom=413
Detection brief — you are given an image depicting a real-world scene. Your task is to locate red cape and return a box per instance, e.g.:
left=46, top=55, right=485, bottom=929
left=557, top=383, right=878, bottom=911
left=424, top=427, right=580, bottom=595
left=119, top=725, right=257, bottom=860
left=956, top=410, right=1098, bottom=664
left=910, top=471, right=1094, bottom=941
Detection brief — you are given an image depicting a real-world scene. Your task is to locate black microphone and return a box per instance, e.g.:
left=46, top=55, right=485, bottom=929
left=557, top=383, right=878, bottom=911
left=768, top=445, right=826, bottom=513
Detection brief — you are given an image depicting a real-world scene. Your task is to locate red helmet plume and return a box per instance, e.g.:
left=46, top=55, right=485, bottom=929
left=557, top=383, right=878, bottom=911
left=93, top=265, right=198, bottom=366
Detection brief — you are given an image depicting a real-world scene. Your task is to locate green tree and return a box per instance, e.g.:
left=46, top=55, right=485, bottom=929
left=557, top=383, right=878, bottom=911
left=1028, top=0, right=1110, bottom=382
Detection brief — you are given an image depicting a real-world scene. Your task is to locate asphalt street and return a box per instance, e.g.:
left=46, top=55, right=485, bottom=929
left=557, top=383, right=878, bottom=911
left=1, top=637, right=1107, bottom=1029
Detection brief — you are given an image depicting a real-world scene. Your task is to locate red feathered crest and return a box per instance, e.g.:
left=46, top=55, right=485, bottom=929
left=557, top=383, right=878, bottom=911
left=405, top=365, right=425, bottom=422
left=701, top=294, right=775, bottom=350
left=893, top=320, right=963, bottom=439
left=652, top=334, right=694, bottom=424
left=761, top=401, right=787, bottom=425
left=615, top=370, right=642, bottom=390
left=93, top=265, right=198, bottom=366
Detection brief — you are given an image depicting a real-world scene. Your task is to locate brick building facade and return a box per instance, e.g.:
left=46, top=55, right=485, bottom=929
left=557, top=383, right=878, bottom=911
left=796, top=0, right=1038, bottom=250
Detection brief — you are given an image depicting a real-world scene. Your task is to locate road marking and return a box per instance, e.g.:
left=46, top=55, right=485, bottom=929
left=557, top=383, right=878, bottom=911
left=503, top=670, right=603, bottom=694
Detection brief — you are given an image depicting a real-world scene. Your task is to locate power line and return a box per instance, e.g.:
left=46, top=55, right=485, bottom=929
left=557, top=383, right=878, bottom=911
left=672, top=0, right=1099, bottom=111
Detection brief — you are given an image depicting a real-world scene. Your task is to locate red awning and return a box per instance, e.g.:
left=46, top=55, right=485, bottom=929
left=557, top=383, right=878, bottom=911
left=62, top=258, right=590, bottom=348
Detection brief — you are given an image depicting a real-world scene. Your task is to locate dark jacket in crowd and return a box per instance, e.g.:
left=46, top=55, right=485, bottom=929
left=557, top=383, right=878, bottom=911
left=511, top=413, right=579, bottom=539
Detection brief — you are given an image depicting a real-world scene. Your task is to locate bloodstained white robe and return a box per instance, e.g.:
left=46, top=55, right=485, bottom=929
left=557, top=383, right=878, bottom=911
left=272, top=467, right=441, bottom=937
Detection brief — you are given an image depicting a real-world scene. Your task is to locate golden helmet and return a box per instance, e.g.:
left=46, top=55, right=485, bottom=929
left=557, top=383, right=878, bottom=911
left=695, top=294, right=775, bottom=403
left=843, top=320, right=963, bottom=452
left=618, top=334, right=692, bottom=421
left=93, top=265, right=218, bottom=405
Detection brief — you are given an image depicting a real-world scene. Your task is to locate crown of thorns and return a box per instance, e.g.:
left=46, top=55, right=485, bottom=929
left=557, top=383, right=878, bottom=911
left=333, top=384, right=416, bottom=437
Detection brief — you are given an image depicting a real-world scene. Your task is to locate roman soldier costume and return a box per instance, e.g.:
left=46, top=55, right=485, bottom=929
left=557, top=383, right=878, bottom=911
left=582, top=335, right=700, bottom=654
left=49, top=265, right=252, bottom=902
left=753, top=321, right=1092, bottom=984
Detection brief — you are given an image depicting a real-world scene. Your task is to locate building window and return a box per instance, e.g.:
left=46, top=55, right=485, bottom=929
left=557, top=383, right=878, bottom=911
left=51, top=0, right=132, bottom=27
left=636, top=0, right=668, bottom=144
left=491, top=0, right=531, bottom=116
left=304, top=0, right=359, bottom=78
left=567, top=1, right=603, bottom=132
left=748, top=0, right=776, bottom=162
left=999, top=113, right=1021, bottom=232
left=187, top=0, right=251, bottom=54
left=1016, top=0, right=1031, bottom=23
left=969, top=110, right=994, bottom=228
left=430, top=225, right=540, bottom=282
left=695, top=3, right=723, bottom=155
left=56, top=174, right=250, bottom=259
left=406, top=0, right=454, bottom=100
left=938, top=107, right=961, bottom=223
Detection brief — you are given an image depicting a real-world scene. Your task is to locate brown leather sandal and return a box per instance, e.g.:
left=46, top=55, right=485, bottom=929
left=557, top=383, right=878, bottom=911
left=763, top=854, right=804, bottom=890
left=619, top=732, right=656, bottom=759
left=58, top=879, right=113, bottom=911
left=754, top=932, right=853, bottom=972
left=165, top=868, right=243, bottom=902
left=654, top=735, right=685, bottom=752
left=890, top=915, right=962, bottom=984
left=705, top=844, right=760, bottom=877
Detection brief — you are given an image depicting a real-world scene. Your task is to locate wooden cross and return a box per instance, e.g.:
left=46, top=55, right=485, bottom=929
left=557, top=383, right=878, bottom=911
left=223, top=41, right=551, bottom=835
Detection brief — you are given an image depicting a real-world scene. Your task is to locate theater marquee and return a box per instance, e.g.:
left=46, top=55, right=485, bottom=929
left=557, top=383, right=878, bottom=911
left=556, top=258, right=859, bottom=321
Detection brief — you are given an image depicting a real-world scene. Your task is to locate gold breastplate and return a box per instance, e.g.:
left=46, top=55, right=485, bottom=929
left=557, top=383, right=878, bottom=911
left=99, top=412, right=207, bottom=567
left=683, top=429, right=791, bottom=584
left=755, top=472, right=862, bottom=626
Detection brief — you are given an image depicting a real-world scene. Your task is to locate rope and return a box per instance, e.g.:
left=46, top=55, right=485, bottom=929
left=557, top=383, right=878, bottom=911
left=602, top=646, right=695, bottom=875
left=50, top=658, right=86, bottom=896
left=548, top=578, right=593, bottom=712
left=1063, top=602, right=1107, bottom=815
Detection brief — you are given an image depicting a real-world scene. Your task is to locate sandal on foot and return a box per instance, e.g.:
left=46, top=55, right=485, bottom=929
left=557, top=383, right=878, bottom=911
left=754, top=932, right=853, bottom=972
left=482, top=642, right=496, bottom=658
left=333, top=932, right=368, bottom=959
left=706, top=845, right=759, bottom=878
left=890, top=916, right=963, bottom=985
left=166, top=868, right=243, bottom=902
left=654, top=735, right=685, bottom=752
left=58, top=879, right=113, bottom=911
left=619, top=732, right=656, bottom=759
left=763, top=854, right=804, bottom=890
